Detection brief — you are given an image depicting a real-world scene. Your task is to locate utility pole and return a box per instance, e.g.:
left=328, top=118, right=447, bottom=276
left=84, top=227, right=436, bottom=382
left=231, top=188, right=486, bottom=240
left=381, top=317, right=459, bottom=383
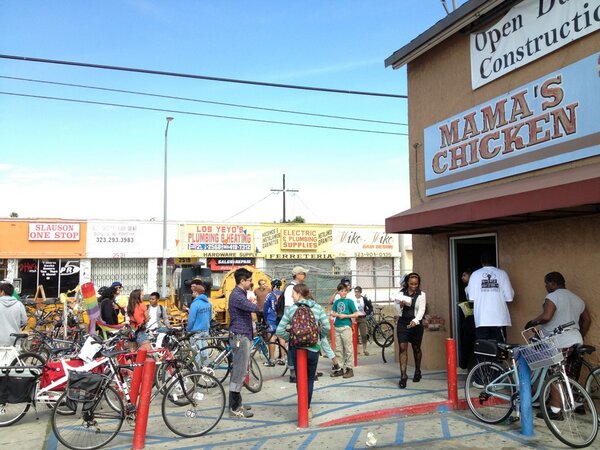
left=271, top=174, right=298, bottom=222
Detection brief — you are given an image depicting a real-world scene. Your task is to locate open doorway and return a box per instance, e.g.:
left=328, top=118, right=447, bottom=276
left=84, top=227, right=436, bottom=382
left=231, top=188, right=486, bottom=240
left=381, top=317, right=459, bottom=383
left=450, top=234, right=497, bottom=369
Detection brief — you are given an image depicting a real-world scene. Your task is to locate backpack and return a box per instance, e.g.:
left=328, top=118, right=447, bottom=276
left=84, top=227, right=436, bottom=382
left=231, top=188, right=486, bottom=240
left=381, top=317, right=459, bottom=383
left=276, top=285, right=290, bottom=318
left=289, top=303, right=319, bottom=348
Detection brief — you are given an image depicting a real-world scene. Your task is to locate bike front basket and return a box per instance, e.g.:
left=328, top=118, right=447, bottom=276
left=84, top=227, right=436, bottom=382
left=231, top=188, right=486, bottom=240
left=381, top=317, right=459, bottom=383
left=516, top=336, right=564, bottom=370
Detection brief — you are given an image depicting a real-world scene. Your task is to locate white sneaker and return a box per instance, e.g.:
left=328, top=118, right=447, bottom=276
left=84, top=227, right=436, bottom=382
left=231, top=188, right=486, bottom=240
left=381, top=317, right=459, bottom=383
left=229, top=407, right=254, bottom=418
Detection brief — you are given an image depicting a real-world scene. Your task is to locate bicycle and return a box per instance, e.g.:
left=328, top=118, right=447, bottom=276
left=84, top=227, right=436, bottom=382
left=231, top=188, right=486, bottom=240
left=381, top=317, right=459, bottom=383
left=571, top=344, right=600, bottom=414
left=50, top=348, right=226, bottom=449
left=250, top=323, right=289, bottom=379
left=465, top=321, right=598, bottom=448
left=366, top=305, right=395, bottom=348
left=198, top=336, right=263, bottom=393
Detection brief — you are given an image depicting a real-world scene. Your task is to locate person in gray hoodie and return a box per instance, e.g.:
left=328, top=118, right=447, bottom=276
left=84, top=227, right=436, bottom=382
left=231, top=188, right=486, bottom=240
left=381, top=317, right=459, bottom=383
left=0, top=283, right=27, bottom=346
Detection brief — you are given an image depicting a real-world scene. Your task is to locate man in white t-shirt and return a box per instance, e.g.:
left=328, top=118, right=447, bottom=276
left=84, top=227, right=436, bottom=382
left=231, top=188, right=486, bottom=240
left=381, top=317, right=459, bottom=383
left=147, top=291, right=170, bottom=331
left=283, top=266, right=307, bottom=309
left=466, top=253, right=514, bottom=343
left=526, top=272, right=591, bottom=356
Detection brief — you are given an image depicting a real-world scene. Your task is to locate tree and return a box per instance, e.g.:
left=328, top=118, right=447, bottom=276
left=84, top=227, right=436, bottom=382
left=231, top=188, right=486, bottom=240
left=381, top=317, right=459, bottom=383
left=9, top=212, right=18, bottom=218
left=289, top=216, right=305, bottom=223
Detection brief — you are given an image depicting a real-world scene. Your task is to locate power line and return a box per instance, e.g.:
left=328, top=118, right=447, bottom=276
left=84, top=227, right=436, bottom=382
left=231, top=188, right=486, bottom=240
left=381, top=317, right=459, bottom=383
left=0, top=54, right=408, bottom=99
left=222, top=192, right=277, bottom=222
left=0, top=75, right=408, bottom=126
left=0, top=91, right=408, bottom=136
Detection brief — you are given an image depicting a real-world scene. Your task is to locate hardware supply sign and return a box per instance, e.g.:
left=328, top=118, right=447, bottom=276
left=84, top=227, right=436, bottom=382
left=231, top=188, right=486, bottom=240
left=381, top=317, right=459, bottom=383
left=424, top=53, right=600, bottom=196
left=470, top=0, right=600, bottom=89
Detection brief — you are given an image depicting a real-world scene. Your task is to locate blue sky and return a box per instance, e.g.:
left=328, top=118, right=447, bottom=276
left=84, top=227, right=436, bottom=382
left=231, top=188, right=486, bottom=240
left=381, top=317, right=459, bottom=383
left=0, top=1, right=463, bottom=225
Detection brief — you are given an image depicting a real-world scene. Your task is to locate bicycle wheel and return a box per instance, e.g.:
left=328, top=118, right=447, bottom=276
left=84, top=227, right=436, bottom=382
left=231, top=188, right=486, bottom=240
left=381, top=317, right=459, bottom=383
left=373, top=321, right=394, bottom=348
left=584, top=366, right=600, bottom=414
left=381, top=335, right=394, bottom=363
left=198, top=345, right=232, bottom=383
left=0, top=373, right=31, bottom=427
left=465, top=361, right=514, bottom=424
left=541, top=374, right=598, bottom=448
left=161, top=371, right=225, bottom=438
left=51, top=385, right=124, bottom=450
left=11, top=351, right=46, bottom=367
left=252, top=342, right=288, bottom=378
left=243, top=356, right=263, bottom=393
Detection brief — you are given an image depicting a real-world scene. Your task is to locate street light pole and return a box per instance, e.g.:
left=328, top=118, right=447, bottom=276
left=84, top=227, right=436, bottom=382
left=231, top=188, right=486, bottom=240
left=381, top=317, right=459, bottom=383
left=162, top=117, right=174, bottom=298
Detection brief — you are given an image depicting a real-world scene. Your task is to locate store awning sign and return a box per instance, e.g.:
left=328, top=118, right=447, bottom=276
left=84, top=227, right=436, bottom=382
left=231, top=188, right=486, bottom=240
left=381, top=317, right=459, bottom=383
left=470, top=0, right=600, bottom=89
left=28, top=223, right=80, bottom=241
left=425, top=53, right=600, bottom=196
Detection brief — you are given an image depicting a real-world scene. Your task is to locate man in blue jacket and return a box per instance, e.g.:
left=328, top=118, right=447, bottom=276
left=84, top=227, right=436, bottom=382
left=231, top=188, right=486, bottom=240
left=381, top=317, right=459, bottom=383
left=186, top=279, right=212, bottom=370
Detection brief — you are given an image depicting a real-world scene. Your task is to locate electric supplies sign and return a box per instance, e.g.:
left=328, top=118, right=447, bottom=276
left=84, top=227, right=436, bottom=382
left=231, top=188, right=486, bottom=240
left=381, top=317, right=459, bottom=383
left=28, top=223, right=80, bottom=241
left=470, top=0, right=600, bottom=89
left=424, top=53, right=600, bottom=196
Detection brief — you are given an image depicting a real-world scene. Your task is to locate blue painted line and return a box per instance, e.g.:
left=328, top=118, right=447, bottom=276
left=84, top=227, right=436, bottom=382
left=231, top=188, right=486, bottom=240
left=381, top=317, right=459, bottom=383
left=250, top=438, right=268, bottom=450
left=345, top=426, right=363, bottom=450
left=437, top=404, right=450, bottom=412
left=441, top=415, right=451, bottom=438
left=451, top=413, right=541, bottom=448
left=298, top=431, right=318, bottom=450
left=395, top=420, right=405, bottom=445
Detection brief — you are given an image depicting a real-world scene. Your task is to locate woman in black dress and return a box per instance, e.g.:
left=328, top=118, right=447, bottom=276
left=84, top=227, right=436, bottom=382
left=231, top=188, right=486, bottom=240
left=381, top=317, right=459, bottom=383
left=394, top=272, right=427, bottom=388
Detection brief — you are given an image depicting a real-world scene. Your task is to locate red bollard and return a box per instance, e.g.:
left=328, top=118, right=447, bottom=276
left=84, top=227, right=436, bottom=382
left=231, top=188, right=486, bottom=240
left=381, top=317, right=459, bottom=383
left=129, top=347, right=147, bottom=406
left=132, top=358, right=156, bottom=450
left=329, top=318, right=336, bottom=351
left=296, top=348, right=309, bottom=428
left=352, top=322, right=358, bottom=367
left=446, top=338, right=458, bottom=408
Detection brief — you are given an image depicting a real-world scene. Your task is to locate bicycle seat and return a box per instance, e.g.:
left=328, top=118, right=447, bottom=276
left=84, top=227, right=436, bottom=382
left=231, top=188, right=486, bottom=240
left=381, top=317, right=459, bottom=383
left=497, top=343, right=520, bottom=351
left=43, top=298, right=61, bottom=305
left=10, top=333, right=29, bottom=339
left=574, top=344, right=596, bottom=356
left=101, top=349, right=130, bottom=358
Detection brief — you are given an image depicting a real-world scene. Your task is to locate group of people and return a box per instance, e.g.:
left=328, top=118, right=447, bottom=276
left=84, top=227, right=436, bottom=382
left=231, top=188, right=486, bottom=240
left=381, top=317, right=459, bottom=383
left=97, top=281, right=170, bottom=352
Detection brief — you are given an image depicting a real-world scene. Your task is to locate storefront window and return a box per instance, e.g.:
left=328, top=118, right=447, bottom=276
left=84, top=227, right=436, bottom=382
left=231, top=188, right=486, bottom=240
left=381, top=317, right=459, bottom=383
left=17, top=259, right=80, bottom=298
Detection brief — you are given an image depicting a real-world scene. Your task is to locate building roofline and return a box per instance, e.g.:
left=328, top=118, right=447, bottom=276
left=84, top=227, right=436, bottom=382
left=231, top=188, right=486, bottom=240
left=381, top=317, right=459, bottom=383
left=384, top=0, right=519, bottom=69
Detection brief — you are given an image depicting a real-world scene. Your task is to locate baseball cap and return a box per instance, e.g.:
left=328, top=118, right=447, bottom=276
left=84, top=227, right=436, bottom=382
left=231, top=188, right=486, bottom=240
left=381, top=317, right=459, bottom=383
left=292, top=266, right=308, bottom=275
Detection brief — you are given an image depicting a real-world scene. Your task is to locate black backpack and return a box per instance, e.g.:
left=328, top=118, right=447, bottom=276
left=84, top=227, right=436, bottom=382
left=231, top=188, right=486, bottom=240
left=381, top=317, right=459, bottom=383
left=275, top=290, right=286, bottom=318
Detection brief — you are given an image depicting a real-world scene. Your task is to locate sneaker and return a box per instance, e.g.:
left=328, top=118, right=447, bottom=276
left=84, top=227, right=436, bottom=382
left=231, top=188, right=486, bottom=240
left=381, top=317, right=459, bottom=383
left=242, top=405, right=252, bottom=411
left=330, top=369, right=344, bottom=377
left=229, top=407, right=254, bottom=418
left=331, top=364, right=341, bottom=371
left=363, top=351, right=370, bottom=356
left=536, top=409, right=563, bottom=421
left=275, top=359, right=286, bottom=366
left=289, top=375, right=296, bottom=383
left=263, top=361, right=275, bottom=367
left=317, top=371, right=324, bottom=377
left=574, top=405, right=586, bottom=415
left=343, top=368, right=354, bottom=378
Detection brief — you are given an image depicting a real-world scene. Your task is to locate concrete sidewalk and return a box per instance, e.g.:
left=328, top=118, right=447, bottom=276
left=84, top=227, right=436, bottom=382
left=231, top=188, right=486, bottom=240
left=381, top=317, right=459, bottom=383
left=0, top=344, right=571, bottom=449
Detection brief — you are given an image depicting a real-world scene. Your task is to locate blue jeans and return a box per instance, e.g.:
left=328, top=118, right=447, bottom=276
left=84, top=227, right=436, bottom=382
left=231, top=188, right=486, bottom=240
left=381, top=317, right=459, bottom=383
left=289, top=347, right=319, bottom=407
left=190, top=331, right=209, bottom=369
